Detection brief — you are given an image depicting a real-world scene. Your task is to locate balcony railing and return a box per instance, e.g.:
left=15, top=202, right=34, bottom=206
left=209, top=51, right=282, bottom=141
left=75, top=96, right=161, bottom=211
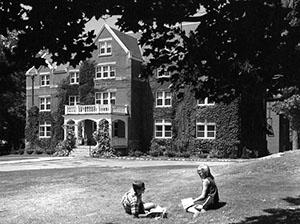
left=65, top=104, right=128, bottom=115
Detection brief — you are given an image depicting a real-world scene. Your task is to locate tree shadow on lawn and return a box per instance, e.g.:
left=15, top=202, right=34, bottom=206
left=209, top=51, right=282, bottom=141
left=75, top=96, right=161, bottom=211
left=231, top=196, right=300, bottom=224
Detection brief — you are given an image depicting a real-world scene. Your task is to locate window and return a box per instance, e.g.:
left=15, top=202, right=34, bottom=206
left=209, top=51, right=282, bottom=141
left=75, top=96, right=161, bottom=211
left=155, top=119, right=172, bottom=138
left=197, top=97, right=215, bottom=106
left=196, top=120, right=216, bottom=139
left=69, top=95, right=79, bottom=106
left=95, top=92, right=116, bottom=105
left=40, top=74, right=50, bottom=86
left=157, top=68, right=171, bottom=78
left=95, top=65, right=116, bottom=79
left=39, top=121, right=51, bottom=138
left=113, top=120, right=125, bottom=138
left=70, top=71, right=79, bottom=84
left=40, top=97, right=51, bottom=111
left=99, top=40, right=112, bottom=56
left=156, top=91, right=172, bottom=107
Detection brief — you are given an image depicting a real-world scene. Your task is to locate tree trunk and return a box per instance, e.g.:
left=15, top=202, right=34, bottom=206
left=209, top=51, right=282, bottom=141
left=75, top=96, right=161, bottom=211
left=240, top=88, right=268, bottom=157
left=292, top=130, right=299, bottom=150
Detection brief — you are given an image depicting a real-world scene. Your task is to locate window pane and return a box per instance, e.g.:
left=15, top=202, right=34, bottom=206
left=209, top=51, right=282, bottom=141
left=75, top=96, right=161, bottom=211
left=157, top=92, right=163, bottom=98
left=207, top=132, right=215, bottom=138
left=197, top=125, right=205, bottom=131
left=165, top=99, right=171, bottom=105
left=165, top=131, right=172, bottom=137
left=197, top=131, right=205, bottom=138
left=156, top=125, right=162, bottom=131
left=157, top=99, right=163, bottom=106
left=110, top=67, right=115, bottom=77
left=207, top=125, right=215, bottom=131
left=107, top=42, right=112, bottom=52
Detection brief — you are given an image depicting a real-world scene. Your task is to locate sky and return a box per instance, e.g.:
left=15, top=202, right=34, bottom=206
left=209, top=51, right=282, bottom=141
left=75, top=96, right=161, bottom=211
left=85, top=16, right=119, bottom=35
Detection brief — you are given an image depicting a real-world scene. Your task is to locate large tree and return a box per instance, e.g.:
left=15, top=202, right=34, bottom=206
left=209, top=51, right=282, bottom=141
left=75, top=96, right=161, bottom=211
left=1, top=0, right=300, bottom=156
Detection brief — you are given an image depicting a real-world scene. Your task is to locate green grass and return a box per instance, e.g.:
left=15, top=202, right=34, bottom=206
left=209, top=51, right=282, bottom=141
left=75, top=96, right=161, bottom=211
left=0, top=151, right=300, bottom=224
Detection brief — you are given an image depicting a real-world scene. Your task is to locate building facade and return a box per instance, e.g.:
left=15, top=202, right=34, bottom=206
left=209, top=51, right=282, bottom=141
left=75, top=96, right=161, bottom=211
left=25, top=24, right=148, bottom=152
left=25, top=24, right=291, bottom=156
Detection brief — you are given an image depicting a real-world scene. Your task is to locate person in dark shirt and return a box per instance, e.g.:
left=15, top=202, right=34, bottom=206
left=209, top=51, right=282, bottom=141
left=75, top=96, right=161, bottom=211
left=187, top=165, right=219, bottom=218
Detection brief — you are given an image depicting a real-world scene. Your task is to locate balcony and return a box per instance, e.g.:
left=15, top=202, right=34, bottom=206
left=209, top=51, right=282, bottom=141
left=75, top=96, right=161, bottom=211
left=65, top=104, right=128, bottom=115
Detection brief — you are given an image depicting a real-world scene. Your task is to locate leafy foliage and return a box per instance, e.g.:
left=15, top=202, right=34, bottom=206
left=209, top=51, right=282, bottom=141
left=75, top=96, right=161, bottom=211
left=53, top=131, right=76, bottom=157
left=79, top=60, right=95, bottom=105
left=273, top=94, right=300, bottom=130
left=91, top=120, right=115, bottom=157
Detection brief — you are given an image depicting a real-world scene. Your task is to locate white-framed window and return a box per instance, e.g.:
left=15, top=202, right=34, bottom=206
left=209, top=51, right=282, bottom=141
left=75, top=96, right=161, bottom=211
left=95, top=65, right=116, bottom=79
left=197, top=97, right=215, bottom=106
left=156, top=91, right=172, bottom=107
left=40, top=97, right=51, bottom=111
left=95, top=91, right=116, bottom=105
left=69, top=95, right=80, bottom=106
left=39, top=121, right=51, bottom=138
left=155, top=119, right=172, bottom=138
left=99, top=40, right=112, bottom=56
left=196, top=120, right=216, bottom=139
left=157, top=68, right=171, bottom=78
left=70, top=71, right=79, bottom=84
left=40, top=74, right=50, bottom=86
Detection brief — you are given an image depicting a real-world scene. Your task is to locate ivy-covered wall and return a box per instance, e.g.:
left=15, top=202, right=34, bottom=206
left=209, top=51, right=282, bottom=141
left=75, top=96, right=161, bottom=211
left=25, top=61, right=95, bottom=153
left=150, top=80, right=242, bottom=158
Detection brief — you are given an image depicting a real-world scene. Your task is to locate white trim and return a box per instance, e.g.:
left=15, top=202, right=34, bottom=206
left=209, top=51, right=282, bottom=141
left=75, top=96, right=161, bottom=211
left=68, top=69, right=79, bottom=72
left=130, top=56, right=143, bottom=62
left=97, top=61, right=116, bottom=66
left=197, top=98, right=215, bottom=106
left=98, top=37, right=113, bottom=42
left=104, top=24, right=130, bottom=55
left=196, top=120, right=216, bottom=139
left=39, top=121, right=51, bottom=138
left=154, top=119, right=172, bottom=139
left=38, top=95, right=51, bottom=98
left=25, top=66, right=38, bottom=76
left=39, top=71, right=51, bottom=75
left=156, top=91, right=172, bottom=107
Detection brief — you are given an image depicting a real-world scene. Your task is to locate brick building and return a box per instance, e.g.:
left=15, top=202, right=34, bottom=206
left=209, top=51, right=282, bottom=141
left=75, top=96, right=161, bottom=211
left=25, top=24, right=291, bottom=156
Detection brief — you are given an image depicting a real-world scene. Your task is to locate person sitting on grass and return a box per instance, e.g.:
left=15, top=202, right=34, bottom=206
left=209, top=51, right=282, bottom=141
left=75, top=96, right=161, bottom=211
left=121, top=180, right=156, bottom=218
left=187, top=165, right=219, bottom=219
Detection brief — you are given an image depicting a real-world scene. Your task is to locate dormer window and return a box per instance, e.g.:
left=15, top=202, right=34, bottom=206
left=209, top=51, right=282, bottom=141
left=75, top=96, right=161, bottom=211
left=99, top=38, right=112, bottom=56
left=157, top=68, right=171, bottom=78
left=70, top=71, right=79, bottom=84
left=197, top=97, right=215, bottom=106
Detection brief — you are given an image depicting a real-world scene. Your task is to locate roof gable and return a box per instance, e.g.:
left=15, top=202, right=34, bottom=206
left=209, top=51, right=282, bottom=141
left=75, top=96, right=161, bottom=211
left=96, top=24, right=142, bottom=61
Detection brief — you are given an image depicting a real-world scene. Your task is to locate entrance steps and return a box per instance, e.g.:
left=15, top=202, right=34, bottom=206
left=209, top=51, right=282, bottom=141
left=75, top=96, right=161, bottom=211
left=70, top=145, right=93, bottom=157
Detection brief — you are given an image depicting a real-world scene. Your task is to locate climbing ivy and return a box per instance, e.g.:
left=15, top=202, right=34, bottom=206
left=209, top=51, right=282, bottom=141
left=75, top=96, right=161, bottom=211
left=25, top=60, right=96, bottom=154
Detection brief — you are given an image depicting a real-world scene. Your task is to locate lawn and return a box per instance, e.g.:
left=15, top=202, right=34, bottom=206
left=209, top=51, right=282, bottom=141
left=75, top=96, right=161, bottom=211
left=0, top=151, right=300, bottom=224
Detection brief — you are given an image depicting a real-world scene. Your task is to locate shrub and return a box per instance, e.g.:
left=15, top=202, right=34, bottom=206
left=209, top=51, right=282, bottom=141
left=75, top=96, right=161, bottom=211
left=53, top=140, right=73, bottom=157
left=176, top=152, right=190, bottom=158
left=163, top=150, right=176, bottom=157
left=91, top=120, right=115, bottom=158
left=134, top=150, right=144, bottom=157
left=34, top=148, right=44, bottom=154
left=26, top=148, right=34, bottom=154
left=149, top=148, right=164, bottom=157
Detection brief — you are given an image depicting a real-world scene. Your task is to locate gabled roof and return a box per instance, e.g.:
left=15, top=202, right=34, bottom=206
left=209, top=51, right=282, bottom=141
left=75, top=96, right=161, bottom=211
left=96, top=24, right=142, bottom=61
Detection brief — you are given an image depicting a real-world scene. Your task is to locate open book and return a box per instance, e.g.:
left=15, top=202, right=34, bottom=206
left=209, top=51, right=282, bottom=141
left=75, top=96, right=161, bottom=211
left=181, top=197, right=195, bottom=210
left=141, top=205, right=167, bottom=219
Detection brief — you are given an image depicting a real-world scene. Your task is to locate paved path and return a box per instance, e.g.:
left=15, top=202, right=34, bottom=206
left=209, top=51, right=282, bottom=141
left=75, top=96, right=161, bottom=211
left=0, top=156, right=243, bottom=172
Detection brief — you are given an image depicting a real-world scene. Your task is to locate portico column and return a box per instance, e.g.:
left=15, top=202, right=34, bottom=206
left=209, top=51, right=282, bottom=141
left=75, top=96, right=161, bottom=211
left=108, top=119, right=112, bottom=140
left=63, top=121, right=67, bottom=140
left=74, top=121, right=79, bottom=145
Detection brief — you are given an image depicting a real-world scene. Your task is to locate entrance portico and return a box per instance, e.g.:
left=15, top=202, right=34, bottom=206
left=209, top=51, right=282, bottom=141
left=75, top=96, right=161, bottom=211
left=63, top=105, right=129, bottom=148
